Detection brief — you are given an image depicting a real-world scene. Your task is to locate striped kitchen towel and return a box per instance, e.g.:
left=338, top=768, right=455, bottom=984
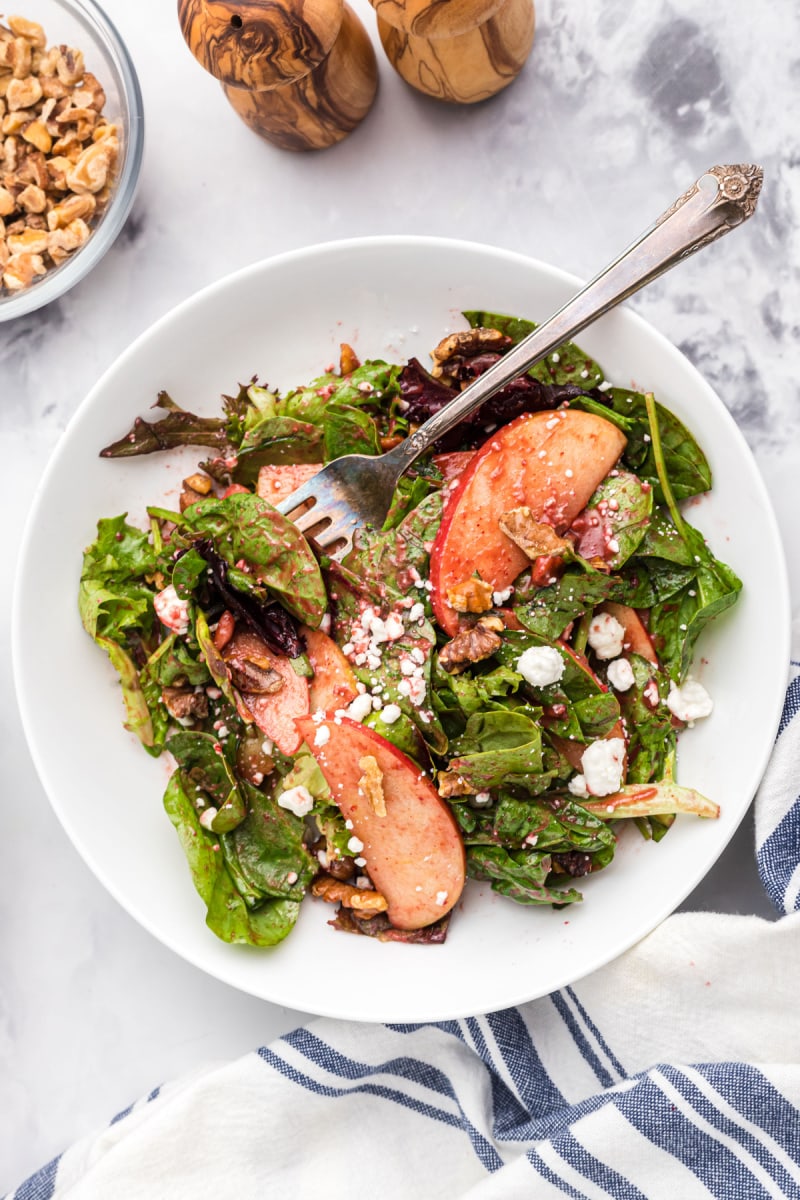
left=7, top=662, right=800, bottom=1200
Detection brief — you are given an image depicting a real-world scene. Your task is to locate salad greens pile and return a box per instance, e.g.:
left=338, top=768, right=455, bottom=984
left=79, top=313, right=740, bottom=948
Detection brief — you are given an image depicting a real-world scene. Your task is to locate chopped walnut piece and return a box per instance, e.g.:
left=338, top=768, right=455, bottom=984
left=311, top=875, right=388, bottom=915
left=55, top=46, right=85, bottom=87
left=358, top=755, right=386, bottom=817
left=47, top=216, right=89, bottom=262
left=499, top=507, right=570, bottom=560
left=22, top=119, right=51, bottom=153
left=0, top=185, right=14, bottom=216
left=46, top=191, right=94, bottom=229
left=438, top=616, right=504, bottom=675
left=7, top=16, right=46, bottom=50
left=65, top=137, right=113, bottom=193
left=431, top=327, right=512, bottom=378
left=224, top=650, right=284, bottom=696
left=161, top=686, right=209, bottom=722
left=3, top=249, right=45, bottom=289
left=184, top=472, right=213, bottom=496
left=8, top=225, right=47, bottom=254
left=436, top=771, right=474, bottom=798
left=339, top=342, right=360, bottom=374
left=1, top=110, right=28, bottom=135
left=446, top=575, right=493, bottom=614
left=16, top=183, right=45, bottom=213
left=6, top=74, right=42, bottom=110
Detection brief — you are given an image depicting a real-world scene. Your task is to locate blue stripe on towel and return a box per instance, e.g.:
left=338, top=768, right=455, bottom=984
left=258, top=1043, right=505, bottom=1172
left=757, top=794, right=800, bottom=913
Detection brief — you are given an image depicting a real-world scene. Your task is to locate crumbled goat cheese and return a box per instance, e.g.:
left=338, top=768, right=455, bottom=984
left=516, top=645, right=565, bottom=687
left=346, top=693, right=375, bottom=723
left=313, top=724, right=330, bottom=747
left=587, top=612, right=625, bottom=660
left=493, top=586, right=513, bottom=606
left=666, top=678, right=714, bottom=724
left=153, top=585, right=190, bottom=635
left=278, top=785, right=314, bottom=818
left=606, top=657, right=635, bottom=692
left=381, top=703, right=402, bottom=725
left=435, top=890, right=448, bottom=906
left=568, top=774, right=589, bottom=798
left=409, top=603, right=425, bottom=622
left=347, top=835, right=364, bottom=854
left=199, top=806, right=218, bottom=829
left=384, top=613, right=405, bottom=640
left=580, top=738, right=625, bottom=796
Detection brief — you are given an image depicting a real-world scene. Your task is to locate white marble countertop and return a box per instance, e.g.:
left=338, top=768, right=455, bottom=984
left=2, top=0, right=799, bottom=1188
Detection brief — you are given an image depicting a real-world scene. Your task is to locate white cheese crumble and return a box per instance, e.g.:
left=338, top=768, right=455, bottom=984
left=580, top=738, right=625, bottom=797
left=313, top=724, right=330, bottom=747
left=381, top=703, right=402, bottom=725
left=409, top=602, right=425, bottom=622
left=435, top=890, right=448, bottom=906
left=347, top=835, right=364, bottom=854
left=666, top=678, right=714, bottom=724
left=493, top=586, right=513, bottom=606
left=587, top=612, right=625, bottom=660
left=606, top=657, right=635, bottom=692
left=345, top=693, right=375, bottom=723
left=153, top=584, right=190, bottom=635
left=516, top=645, right=565, bottom=687
left=278, top=785, right=314, bottom=818
left=199, top=806, right=218, bottom=829
left=568, top=774, right=589, bottom=798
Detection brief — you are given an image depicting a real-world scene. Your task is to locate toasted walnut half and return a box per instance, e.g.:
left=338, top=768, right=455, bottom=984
left=436, top=771, right=474, bottom=798
left=446, top=575, right=493, bottom=614
left=431, top=327, right=511, bottom=378
left=358, top=754, right=386, bottom=817
left=224, top=651, right=284, bottom=695
left=311, top=876, right=388, bottom=915
left=438, top=615, right=504, bottom=675
left=499, top=507, right=570, bottom=560
left=162, top=686, right=209, bottom=722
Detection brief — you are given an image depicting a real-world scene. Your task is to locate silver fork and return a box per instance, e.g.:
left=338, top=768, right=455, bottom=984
left=278, top=164, right=763, bottom=557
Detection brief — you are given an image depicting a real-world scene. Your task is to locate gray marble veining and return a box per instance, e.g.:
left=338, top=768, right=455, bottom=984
left=2, top=0, right=798, bottom=1188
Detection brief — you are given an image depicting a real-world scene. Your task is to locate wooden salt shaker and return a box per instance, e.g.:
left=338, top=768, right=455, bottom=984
left=177, top=0, right=378, bottom=151
left=369, top=0, right=535, bottom=103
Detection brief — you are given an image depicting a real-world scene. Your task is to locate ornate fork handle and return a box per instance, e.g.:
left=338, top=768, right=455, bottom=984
left=392, top=163, right=763, bottom=467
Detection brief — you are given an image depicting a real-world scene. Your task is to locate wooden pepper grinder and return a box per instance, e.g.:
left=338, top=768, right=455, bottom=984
left=177, top=0, right=378, bottom=151
left=369, top=0, right=535, bottom=103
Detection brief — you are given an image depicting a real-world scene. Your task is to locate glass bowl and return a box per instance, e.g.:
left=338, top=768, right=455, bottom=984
left=0, top=0, right=144, bottom=321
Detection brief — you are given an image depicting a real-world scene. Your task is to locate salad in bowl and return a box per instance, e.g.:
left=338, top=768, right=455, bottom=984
left=79, top=309, right=740, bottom=950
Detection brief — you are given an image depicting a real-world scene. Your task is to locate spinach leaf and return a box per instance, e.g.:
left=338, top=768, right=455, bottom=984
left=323, top=403, right=382, bottom=461
left=221, top=781, right=315, bottom=902
left=463, top=310, right=604, bottom=388
left=466, top=845, right=582, bottom=906
left=185, top=493, right=327, bottom=627
left=584, top=471, right=653, bottom=568
left=168, top=730, right=247, bottom=832
left=447, top=710, right=544, bottom=791
left=573, top=388, right=712, bottom=502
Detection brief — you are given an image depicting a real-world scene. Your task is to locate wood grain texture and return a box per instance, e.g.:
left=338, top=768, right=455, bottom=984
left=223, top=4, right=378, bottom=149
left=377, top=0, right=534, bottom=102
left=178, top=0, right=344, bottom=89
left=369, top=0, right=504, bottom=39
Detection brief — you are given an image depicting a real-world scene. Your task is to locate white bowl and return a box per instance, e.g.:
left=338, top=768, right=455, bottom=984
left=12, top=237, right=790, bottom=1021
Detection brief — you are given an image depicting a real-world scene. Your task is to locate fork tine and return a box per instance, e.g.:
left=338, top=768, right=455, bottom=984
left=275, top=472, right=326, bottom=516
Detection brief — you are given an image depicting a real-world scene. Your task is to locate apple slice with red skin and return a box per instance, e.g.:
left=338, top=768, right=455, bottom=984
left=430, top=410, right=627, bottom=636
left=432, top=450, right=476, bottom=485
left=226, top=629, right=309, bottom=756
left=297, top=715, right=466, bottom=930
left=600, top=601, right=659, bottom=666
left=302, top=625, right=360, bottom=713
